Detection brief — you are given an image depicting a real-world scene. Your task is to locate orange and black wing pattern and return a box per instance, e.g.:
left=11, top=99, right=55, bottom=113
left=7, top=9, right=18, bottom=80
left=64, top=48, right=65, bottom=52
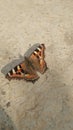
left=6, top=60, right=39, bottom=82
left=29, top=44, right=47, bottom=73
left=5, top=43, right=47, bottom=82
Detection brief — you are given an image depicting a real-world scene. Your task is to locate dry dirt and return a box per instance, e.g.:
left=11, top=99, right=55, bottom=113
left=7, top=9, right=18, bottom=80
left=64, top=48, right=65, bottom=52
left=0, top=0, right=73, bottom=130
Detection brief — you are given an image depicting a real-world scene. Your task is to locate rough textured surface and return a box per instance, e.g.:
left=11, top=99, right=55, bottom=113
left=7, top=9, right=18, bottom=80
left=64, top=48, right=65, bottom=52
left=0, top=0, right=73, bottom=130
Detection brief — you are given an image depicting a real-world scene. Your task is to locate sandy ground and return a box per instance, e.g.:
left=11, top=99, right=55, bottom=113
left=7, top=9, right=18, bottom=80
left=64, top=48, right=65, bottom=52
left=0, top=0, right=73, bottom=130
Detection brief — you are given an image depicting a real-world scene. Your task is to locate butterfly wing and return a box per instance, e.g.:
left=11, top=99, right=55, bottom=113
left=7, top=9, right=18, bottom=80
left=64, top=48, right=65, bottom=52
left=6, top=59, right=39, bottom=81
left=28, top=44, right=47, bottom=74
left=5, top=43, right=47, bottom=82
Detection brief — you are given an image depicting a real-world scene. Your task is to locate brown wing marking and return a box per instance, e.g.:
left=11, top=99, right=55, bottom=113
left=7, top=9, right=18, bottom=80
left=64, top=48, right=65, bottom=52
left=6, top=61, right=39, bottom=81
left=29, top=44, right=47, bottom=73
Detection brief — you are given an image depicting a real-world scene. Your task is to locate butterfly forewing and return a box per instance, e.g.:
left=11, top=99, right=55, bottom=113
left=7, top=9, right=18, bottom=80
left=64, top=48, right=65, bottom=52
left=6, top=60, right=39, bottom=81
left=29, top=44, right=47, bottom=73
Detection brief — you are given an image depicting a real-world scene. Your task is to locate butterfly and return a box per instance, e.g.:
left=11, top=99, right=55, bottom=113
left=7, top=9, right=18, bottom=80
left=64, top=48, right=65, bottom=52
left=5, top=44, right=47, bottom=82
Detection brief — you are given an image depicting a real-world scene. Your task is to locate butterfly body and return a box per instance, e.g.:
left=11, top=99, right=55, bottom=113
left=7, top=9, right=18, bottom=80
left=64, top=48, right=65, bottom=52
left=5, top=44, right=47, bottom=82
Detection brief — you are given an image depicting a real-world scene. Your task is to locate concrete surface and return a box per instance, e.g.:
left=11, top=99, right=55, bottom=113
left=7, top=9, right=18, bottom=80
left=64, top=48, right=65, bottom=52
left=0, top=0, right=73, bottom=130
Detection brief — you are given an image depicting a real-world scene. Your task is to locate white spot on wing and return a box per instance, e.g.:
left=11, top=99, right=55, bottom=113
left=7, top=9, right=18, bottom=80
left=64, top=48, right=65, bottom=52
left=8, top=72, right=10, bottom=76
left=17, top=65, right=20, bottom=70
left=12, top=69, right=16, bottom=74
left=37, top=47, right=41, bottom=51
left=34, top=51, right=37, bottom=55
